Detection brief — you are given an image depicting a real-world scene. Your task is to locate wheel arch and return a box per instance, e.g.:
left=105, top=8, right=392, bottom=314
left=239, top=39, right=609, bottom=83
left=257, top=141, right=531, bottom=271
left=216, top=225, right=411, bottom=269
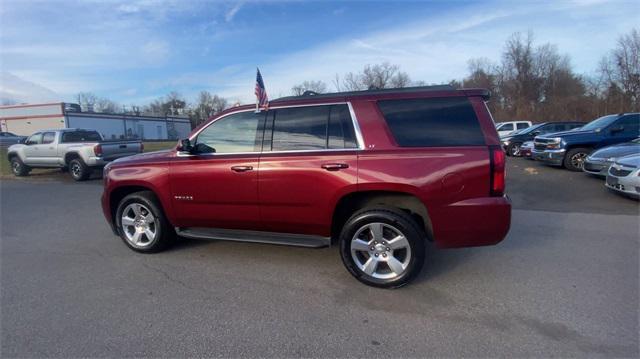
left=331, top=190, right=433, bottom=244
left=109, top=184, right=172, bottom=228
left=64, top=152, right=82, bottom=165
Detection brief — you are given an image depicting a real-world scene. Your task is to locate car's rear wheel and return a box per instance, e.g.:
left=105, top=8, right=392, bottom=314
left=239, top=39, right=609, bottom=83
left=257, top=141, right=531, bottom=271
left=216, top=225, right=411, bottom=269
left=69, top=158, right=90, bottom=181
left=563, top=148, right=590, bottom=171
left=339, top=207, right=426, bottom=288
left=10, top=157, right=30, bottom=176
left=115, top=191, right=174, bottom=253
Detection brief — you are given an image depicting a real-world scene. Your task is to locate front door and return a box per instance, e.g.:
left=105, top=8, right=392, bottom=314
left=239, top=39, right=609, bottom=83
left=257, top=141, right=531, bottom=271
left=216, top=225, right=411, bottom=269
left=22, top=132, right=44, bottom=166
left=258, top=104, right=360, bottom=237
left=170, top=110, right=265, bottom=230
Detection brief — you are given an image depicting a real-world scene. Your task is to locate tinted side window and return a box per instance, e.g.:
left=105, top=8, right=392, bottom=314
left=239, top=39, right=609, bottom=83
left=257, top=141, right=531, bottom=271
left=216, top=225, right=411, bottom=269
left=328, top=105, right=358, bottom=149
left=196, top=111, right=264, bottom=153
left=42, top=132, right=55, bottom=144
left=516, top=123, right=529, bottom=129
left=617, top=115, right=640, bottom=134
left=568, top=123, right=583, bottom=130
left=499, top=123, right=513, bottom=131
left=27, top=133, right=42, bottom=145
left=272, top=106, right=329, bottom=151
left=61, top=131, right=102, bottom=143
left=378, top=97, right=485, bottom=147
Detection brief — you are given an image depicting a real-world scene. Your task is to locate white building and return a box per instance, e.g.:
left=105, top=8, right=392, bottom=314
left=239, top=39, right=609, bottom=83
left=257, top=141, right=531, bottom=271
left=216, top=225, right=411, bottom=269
left=0, top=102, right=192, bottom=140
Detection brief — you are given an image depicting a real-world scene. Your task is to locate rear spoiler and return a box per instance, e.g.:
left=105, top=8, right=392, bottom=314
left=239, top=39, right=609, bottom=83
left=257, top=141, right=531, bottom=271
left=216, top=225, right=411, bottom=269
left=462, top=89, right=491, bottom=101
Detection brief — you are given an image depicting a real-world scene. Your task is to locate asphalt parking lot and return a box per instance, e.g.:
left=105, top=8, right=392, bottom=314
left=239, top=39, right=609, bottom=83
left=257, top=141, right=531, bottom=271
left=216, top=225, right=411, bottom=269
left=1, top=158, right=638, bottom=357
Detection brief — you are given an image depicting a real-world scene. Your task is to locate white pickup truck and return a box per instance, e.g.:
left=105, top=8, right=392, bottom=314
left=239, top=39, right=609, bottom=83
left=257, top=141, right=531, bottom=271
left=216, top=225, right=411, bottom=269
left=7, top=128, right=143, bottom=181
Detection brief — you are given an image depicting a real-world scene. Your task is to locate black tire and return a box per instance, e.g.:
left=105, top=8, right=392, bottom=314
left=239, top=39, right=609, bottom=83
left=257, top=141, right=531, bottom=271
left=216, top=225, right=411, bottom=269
left=507, top=142, right=522, bottom=157
left=10, top=157, right=30, bottom=176
left=563, top=147, right=591, bottom=171
left=115, top=191, right=175, bottom=253
left=68, top=158, right=90, bottom=181
left=339, top=207, right=426, bottom=289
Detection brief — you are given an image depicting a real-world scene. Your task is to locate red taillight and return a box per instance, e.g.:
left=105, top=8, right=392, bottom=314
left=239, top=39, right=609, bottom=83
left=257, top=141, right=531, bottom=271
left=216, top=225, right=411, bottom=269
left=93, top=144, right=103, bottom=157
left=490, top=146, right=505, bottom=196
left=140, top=142, right=144, bottom=152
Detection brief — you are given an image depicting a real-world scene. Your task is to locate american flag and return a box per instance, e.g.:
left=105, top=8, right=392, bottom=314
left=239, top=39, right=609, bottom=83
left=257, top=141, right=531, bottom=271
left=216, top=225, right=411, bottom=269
left=255, top=68, right=269, bottom=112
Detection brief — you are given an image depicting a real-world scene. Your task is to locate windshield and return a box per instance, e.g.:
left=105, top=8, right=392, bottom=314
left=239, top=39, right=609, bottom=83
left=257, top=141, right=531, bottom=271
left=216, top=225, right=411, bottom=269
left=513, top=123, right=544, bottom=135
left=580, top=115, right=619, bottom=131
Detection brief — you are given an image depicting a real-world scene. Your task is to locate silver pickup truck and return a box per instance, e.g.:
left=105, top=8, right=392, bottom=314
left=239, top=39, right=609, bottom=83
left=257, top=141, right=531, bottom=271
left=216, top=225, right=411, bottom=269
left=7, top=128, right=142, bottom=181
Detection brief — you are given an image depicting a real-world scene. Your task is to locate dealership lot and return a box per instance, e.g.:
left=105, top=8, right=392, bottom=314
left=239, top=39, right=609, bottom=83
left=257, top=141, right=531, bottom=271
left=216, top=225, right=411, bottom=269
left=1, top=158, right=638, bottom=357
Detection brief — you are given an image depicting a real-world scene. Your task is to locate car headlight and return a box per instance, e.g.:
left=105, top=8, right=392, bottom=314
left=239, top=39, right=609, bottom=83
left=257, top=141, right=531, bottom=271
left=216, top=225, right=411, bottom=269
left=606, top=157, right=617, bottom=162
left=502, top=140, right=511, bottom=146
left=546, top=138, right=562, bottom=149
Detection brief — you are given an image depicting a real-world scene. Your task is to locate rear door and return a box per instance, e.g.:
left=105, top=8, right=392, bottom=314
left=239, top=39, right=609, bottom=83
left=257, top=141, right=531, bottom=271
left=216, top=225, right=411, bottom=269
left=169, top=110, right=265, bottom=229
left=39, top=131, right=59, bottom=165
left=258, top=104, right=359, bottom=237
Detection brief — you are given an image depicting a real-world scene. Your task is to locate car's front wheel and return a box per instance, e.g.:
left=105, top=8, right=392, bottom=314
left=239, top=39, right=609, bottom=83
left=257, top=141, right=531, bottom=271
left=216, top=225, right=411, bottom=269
left=340, top=207, right=426, bottom=288
left=115, top=191, right=175, bottom=253
left=563, top=147, right=591, bottom=171
left=507, top=142, right=522, bottom=157
left=10, top=157, right=30, bottom=176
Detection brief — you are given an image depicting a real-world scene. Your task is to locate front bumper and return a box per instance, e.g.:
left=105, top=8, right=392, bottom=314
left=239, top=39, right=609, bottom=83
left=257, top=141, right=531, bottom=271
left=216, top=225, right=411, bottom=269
left=101, top=190, right=118, bottom=235
left=583, top=158, right=611, bottom=177
left=532, top=148, right=565, bottom=166
left=605, top=172, right=640, bottom=199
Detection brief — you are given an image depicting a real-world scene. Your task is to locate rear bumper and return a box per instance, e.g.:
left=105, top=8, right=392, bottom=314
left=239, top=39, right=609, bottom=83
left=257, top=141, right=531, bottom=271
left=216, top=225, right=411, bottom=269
left=430, top=196, right=511, bottom=248
left=532, top=148, right=565, bottom=166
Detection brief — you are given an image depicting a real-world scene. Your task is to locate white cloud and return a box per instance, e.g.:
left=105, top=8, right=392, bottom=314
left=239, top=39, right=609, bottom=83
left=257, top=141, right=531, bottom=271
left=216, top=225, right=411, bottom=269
left=141, top=40, right=170, bottom=65
left=225, top=1, right=243, bottom=22
left=0, top=72, right=61, bottom=104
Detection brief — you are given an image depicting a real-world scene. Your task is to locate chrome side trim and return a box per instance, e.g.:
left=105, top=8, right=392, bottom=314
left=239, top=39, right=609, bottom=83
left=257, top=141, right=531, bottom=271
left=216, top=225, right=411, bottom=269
left=347, top=102, right=366, bottom=150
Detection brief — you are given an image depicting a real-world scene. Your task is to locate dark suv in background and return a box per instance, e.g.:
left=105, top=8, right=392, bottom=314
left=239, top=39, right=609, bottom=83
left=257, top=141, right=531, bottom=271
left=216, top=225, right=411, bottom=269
left=533, top=113, right=640, bottom=171
left=501, top=121, right=584, bottom=156
left=101, top=85, right=511, bottom=288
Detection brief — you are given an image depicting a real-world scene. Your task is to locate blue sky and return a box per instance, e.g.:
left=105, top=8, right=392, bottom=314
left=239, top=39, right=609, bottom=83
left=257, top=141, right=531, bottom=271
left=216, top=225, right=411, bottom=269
left=1, top=0, right=638, bottom=106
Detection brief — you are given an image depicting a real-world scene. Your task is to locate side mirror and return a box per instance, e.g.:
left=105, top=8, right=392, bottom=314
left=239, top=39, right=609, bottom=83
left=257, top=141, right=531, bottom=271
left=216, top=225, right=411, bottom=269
left=531, top=131, right=540, bottom=136
left=178, top=138, right=193, bottom=152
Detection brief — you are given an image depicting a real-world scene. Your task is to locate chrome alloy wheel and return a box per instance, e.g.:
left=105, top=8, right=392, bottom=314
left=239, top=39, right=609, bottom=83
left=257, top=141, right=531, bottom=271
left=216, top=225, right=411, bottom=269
left=571, top=152, right=588, bottom=169
left=70, top=162, right=82, bottom=178
left=121, top=203, right=158, bottom=248
left=350, top=222, right=412, bottom=280
left=11, top=160, right=20, bottom=174
left=510, top=144, right=521, bottom=156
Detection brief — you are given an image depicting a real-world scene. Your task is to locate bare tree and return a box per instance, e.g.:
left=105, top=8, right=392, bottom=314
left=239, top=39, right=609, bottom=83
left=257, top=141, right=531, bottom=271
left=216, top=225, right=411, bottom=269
left=76, top=92, right=98, bottom=112
left=338, top=62, right=412, bottom=91
left=189, top=91, right=228, bottom=127
left=600, top=28, right=640, bottom=111
left=291, top=80, right=328, bottom=95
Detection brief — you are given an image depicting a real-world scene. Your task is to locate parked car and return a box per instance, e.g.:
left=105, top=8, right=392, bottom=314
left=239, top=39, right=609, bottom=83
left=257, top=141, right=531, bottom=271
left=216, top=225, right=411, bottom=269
left=519, top=141, right=534, bottom=159
left=583, top=138, right=640, bottom=177
left=501, top=121, right=584, bottom=156
left=495, top=121, right=532, bottom=137
left=605, top=154, right=640, bottom=199
left=0, top=131, right=27, bottom=147
left=7, top=128, right=143, bottom=181
left=532, top=113, right=640, bottom=171
left=100, top=85, right=511, bottom=288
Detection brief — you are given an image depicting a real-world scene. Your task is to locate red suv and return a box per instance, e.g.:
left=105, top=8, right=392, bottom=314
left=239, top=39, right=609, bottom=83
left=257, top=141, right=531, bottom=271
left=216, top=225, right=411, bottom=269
left=101, top=85, right=510, bottom=288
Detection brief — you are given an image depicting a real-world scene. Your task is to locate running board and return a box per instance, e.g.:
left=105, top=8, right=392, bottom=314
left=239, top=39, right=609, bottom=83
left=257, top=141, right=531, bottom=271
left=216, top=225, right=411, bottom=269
left=175, top=227, right=331, bottom=248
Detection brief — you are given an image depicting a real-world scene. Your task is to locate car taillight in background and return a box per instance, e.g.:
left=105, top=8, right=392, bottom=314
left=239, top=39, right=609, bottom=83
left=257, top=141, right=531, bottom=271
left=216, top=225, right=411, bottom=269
left=490, top=145, right=505, bottom=196
left=93, top=144, right=103, bottom=157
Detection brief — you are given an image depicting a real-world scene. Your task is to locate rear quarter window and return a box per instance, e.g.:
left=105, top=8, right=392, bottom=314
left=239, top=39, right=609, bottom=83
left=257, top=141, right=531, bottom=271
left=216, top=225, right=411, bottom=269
left=377, top=97, right=485, bottom=147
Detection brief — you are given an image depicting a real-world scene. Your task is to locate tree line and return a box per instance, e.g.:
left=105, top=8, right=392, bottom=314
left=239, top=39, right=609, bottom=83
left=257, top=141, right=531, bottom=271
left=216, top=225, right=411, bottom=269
left=76, top=28, right=638, bottom=128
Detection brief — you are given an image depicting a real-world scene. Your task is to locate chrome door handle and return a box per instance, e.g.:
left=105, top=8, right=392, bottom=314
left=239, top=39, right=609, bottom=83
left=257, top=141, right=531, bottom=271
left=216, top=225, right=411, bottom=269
left=231, top=165, right=253, bottom=172
left=321, top=163, right=349, bottom=171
